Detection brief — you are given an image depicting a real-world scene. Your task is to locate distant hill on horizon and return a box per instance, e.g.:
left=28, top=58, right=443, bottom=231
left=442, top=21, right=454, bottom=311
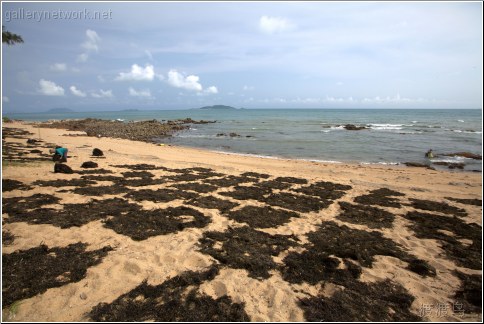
left=44, top=108, right=75, bottom=113
left=198, top=105, right=237, bottom=110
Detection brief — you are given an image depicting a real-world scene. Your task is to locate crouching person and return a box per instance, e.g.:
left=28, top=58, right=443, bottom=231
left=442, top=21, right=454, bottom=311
left=50, top=146, right=68, bottom=162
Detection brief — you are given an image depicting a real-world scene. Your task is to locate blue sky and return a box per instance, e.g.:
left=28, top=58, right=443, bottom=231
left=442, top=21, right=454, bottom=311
left=1, top=1, right=482, bottom=112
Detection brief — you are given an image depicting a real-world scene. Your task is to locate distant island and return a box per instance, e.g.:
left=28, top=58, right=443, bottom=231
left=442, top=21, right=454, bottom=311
left=45, top=108, right=75, bottom=113
left=198, top=105, right=237, bottom=110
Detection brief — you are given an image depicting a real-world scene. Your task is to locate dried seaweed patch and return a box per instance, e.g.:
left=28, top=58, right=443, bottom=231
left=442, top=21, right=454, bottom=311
left=103, top=206, right=210, bottom=240
left=88, top=267, right=250, bottom=322
left=198, top=226, right=298, bottom=279
left=225, top=205, right=299, bottom=228
left=2, top=243, right=112, bottom=308
left=336, top=201, right=395, bottom=228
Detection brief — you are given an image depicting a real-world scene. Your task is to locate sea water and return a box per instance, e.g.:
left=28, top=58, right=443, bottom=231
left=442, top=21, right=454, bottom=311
left=4, top=109, right=482, bottom=171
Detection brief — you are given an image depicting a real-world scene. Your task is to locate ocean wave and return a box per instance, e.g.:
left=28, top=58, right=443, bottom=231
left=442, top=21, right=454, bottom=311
left=368, top=123, right=403, bottom=130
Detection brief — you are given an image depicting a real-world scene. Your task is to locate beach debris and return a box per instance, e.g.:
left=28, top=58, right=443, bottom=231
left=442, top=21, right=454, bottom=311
left=88, top=267, right=250, bottom=322
left=225, top=205, right=300, bottom=228
left=403, top=211, right=481, bottom=269
left=2, top=243, right=112, bottom=308
left=408, top=198, right=467, bottom=217
left=198, top=226, right=298, bottom=279
left=81, top=161, right=98, bottom=169
left=354, top=188, right=405, bottom=208
left=336, top=202, right=395, bottom=228
left=80, top=292, right=88, bottom=300
left=54, top=163, right=74, bottom=174
left=92, top=148, right=104, bottom=156
left=26, top=138, right=39, bottom=144
left=2, top=179, right=33, bottom=192
left=344, top=124, right=367, bottom=131
left=298, top=279, right=420, bottom=322
left=103, top=206, right=211, bottom=240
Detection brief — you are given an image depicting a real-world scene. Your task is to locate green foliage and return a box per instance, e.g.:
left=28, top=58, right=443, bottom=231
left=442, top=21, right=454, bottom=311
left=2, top=26, right=24, bottom=45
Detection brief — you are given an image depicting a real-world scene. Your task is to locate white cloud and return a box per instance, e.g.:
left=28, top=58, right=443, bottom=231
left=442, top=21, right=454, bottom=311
left=50, top=63, right=67, bottom=72
left=145, top=50, right=154, bottom=61
left=38, top=79, right=64, bottom=96
left=70, top=86, right=87, bottom=97
left=116, top=64, right=155, bottom=81
left=2, top=96, right=9, bottom=102
left=77, top=29, right=100, bottom=63
left=76, top=53, right=89, bottom=63
left=243, top=85, right=254, bottom=91
left=91, top=89, right=113, bottom=98
left=82, top=29, right=101, bottom=52
left=129, top=87, right=152, bottom=97
left=259, top=15, right=295, bottom=34
left=205, top=86, right=218, bottom=94
left=167, top=69, right=203, bottom=91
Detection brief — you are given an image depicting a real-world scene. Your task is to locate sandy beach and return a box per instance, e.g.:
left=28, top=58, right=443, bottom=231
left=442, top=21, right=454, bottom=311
left=2, top=121, right=482, bottom=322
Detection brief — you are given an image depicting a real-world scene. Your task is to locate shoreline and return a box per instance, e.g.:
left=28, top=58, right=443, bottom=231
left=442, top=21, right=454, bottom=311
left=2, top=121, right=482, bottom=322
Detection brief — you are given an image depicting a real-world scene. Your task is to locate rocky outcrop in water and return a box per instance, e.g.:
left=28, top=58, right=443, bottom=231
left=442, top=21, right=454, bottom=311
left=344, top=124, right=367, bottom=131
left=39, top=118, right=197, bottom=143
left=442, top=152, right=482, bottom=160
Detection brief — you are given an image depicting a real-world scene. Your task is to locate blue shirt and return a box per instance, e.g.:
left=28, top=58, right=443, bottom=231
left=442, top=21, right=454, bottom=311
left=55, top=147, right=68, bottom=157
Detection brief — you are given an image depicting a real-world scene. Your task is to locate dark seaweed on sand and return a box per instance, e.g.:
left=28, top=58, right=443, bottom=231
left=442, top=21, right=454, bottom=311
left=169, top=182, right=218, bottom=193
left=125, top=188, right=197, bottom=202
left=336, top=201, right=395, bottom=228
left=121, top=171, right=155, bottom=178
left=186, top=196, right=239, bottom=212
left=445, top=197, right=482, bottom=206
left=70, top=185, right=132, bottom=196
left=354, top=188, right=405, bottom=208
left=225, top=205, right=299, bottom=228
left=88, top=266, right=250, bottom=322
left=2, top=243, right=112, bottom=308
left=2, top=193, right=61, bottom=215
left=402, top=211, right=482, bottom=269
left=299, top=279, right=421, bottom=322
left=198, top=226, right=298, bottom=279
left=32, top=179, right=98, bottom=188
left=281, top=221, right=435, bottom=285
left=103, top=206, right=211, bottom=240
left=4, top=198, right=142, bottom=228
left=2, top=230, right=15, bottom=245
left=261, top=192, right=332, bottom=213
left=240, top=172, right=270, bottom=179
left=203, top=175, right=257, bottom=188
left=2, top=179, right=32, bottom=192
left=292, top=181, right=352, bottom=201
left=219, top=185, right=272, bottom=201
left=409, top=198, right=467, bottom=217
left=110, top=163, right=169, bottom=171
left=453, top=270, right=482, bottom=314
